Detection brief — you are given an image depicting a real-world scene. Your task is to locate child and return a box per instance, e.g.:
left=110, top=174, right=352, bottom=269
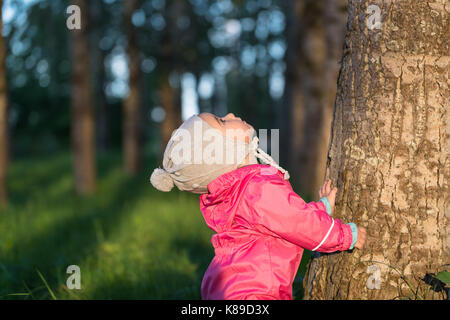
left=150, top=113, right=367, bottom=300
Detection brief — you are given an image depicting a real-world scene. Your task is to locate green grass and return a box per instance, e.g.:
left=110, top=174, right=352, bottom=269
left=0, top=150, right=310, bottom=299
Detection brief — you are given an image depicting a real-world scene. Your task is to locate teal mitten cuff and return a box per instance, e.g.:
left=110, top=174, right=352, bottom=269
left=348, top=222, right=358, bottom=250
left=319, top=197, right=332, bottom=216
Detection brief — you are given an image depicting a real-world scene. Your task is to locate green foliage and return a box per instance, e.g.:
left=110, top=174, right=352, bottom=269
left=5, top=0, right=287, bottom=158
left=0, top=151, right=309, bottom=299
left=435, top=271, right=450, bottom=286
left=0, top=151, right=214, bottom=299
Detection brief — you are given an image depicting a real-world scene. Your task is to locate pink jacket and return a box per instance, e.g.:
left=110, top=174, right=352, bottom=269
left=199, top=164, right=354, bottom=300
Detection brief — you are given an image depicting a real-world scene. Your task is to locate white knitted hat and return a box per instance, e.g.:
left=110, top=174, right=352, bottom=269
left=150, top=115, right=289, bottom=194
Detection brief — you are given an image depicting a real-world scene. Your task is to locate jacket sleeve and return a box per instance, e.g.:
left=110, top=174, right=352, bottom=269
left=247, top=175, right=353, bottom=252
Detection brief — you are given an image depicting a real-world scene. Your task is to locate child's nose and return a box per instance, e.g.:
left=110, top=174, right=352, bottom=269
left=224, top=113, right=241, bottom=121
left=224, top=113, right=236, bottom=119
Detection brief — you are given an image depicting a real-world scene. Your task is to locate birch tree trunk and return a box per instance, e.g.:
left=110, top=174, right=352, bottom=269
left=123, top=0, right=142, bottom=175
left=304, top=0, right=449, bottom=300
left=71, top=0, right=96, bottom=194
left=0, top=0, right=8, bottom=205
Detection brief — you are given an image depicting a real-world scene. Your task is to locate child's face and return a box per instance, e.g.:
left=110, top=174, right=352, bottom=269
left=199, top=113, right=254, bottom=143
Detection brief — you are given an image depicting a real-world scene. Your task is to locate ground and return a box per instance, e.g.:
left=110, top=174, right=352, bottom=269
left=0, top=150, right=310, bottom=299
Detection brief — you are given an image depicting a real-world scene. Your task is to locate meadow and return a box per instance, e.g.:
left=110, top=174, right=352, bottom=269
left=0, top=150, right=310, bottom=299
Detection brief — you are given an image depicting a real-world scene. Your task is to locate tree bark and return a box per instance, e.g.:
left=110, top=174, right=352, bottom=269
left=304, top=0, right=449, bottom=300
left=0, top=0, right=8, bottom=205
left=71, top=0, right=96, bottom=194
left=123, top=0, right=142, bottom=175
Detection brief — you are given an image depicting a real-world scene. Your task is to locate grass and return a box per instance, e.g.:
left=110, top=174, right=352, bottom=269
left=0, top=150, right=310, bottom=299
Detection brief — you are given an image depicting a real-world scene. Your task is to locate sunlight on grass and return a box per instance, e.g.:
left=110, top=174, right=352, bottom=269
left=0, top=151, right=309, bottom=299
left=0, top=151, right=213, bottom=299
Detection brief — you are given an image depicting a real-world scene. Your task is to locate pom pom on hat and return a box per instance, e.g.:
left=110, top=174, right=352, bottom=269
left=150, top=168, right=174, bottom=192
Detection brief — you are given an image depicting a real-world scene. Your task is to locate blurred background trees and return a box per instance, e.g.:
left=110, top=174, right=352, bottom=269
left=123, top=0, right=142, bottom=175
left=1, top=0, right=349, bottom=195
left=1, top=0, right=448, bottom=301
left=0, top=0, right=350, bottom=299
left=0, top=0, right=8, bottom=205
left=1, top=0, right=348, bottom=196
left=71, top=0, right=96, bottom=194
left=282, top=0, right=347, bottom=197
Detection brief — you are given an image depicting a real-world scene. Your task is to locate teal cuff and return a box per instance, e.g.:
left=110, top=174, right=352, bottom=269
left=319, top=197, right=332, bottom=216
left=348, top=223, right=358, bottom=250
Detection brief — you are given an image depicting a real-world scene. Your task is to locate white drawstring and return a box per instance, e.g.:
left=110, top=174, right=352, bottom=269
left=311, top=218, right=335, bottom=251
left=250, top=136, right=290, bottom=180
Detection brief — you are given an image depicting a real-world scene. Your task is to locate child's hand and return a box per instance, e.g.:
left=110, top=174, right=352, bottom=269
left=355, top=227, right=367, bottom=250
left=319, top=179, right=337, bottom=214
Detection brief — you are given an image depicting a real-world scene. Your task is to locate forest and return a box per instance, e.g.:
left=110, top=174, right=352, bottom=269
left=0, top=0, right=448, bottom=300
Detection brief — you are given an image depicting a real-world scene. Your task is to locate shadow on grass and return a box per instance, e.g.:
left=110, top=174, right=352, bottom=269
left=1, top=152, right=150, bottom=299
left=171, top=232, right=214, bottom=278
left=87, top=266, right=204, bottom=300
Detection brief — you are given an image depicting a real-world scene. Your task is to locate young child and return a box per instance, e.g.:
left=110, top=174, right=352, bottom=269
left=150, top=113, right=367, bottom=300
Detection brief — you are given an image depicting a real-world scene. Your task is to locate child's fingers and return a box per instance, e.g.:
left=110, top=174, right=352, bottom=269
left=319, top=181, right=327, bottom=197
left=355, top=227, right=367, bottom=250
left=327, top=187, right=337, bottom=199
left=327, top=180, right=332, bottom=194
left=359, top=227, right=367, bottom=238
left=322, top=180, right=329, bottom=195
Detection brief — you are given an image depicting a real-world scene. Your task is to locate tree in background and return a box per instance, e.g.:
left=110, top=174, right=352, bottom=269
left=123, top=0, right=142, bottom=175
left=70, top=0, right=96, bottom=194
left=282, top=0, right=347, bottom=196
left=91, top=0, right=110, bottom=153
left=0, top=0, right=9, bottom=205
left=157, top=0, right=184, bottom=152
left=304, top=0, right=449, bottom=299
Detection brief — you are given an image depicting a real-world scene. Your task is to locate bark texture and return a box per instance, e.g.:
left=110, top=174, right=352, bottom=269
left=71, top=0, right=96, bottom=194
left=123, top=0, right=142, bottom=175
left=0, top=0, right=8, bottom=205
left=304, top=0, right=449, bottom=300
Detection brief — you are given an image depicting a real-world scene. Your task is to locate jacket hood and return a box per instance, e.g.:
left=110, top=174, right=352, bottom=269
left=199, top=164, right=280, bottom=232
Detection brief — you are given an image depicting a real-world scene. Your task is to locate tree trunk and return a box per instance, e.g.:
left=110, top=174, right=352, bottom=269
left=123, top=0, right=142, bottom=175
left=292, top=0, right=327, bottom=195
left=311, top=0, right=348, bottom=197
left=91, top=0, right=109, bottom=153
left=0, top=0, right=8, bottom=205
left=71, top=0, right=96, bottom=194
left=97, top=47, right=109, bottom=152
left=279, top=0, right=297, bottom=169
left=283, top=0, right=347, bottom=196
left=158, top=70, right=181, bottom=151
left=304, top=0, right=449, bottom=300
left=157, top=0, right=184, bottom=155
